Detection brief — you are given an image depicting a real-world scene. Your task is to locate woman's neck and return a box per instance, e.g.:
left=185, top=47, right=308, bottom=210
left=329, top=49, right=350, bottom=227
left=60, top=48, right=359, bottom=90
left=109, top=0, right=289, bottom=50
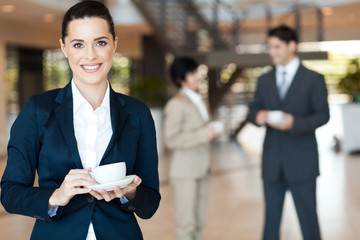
left=73, top=80, right=108, bottom=110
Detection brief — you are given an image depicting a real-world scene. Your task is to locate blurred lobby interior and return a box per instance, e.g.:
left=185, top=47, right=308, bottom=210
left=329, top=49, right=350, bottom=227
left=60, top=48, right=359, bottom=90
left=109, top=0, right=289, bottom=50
left=1, top=0, right=360, bottom=239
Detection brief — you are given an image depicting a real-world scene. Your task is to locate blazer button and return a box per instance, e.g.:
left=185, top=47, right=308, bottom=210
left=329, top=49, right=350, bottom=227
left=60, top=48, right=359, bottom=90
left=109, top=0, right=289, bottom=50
left=127, top=206, right=136, bottom=211
left=34, top=215, right=45, bottom=221
left=87, top=195, right=94, bottom=203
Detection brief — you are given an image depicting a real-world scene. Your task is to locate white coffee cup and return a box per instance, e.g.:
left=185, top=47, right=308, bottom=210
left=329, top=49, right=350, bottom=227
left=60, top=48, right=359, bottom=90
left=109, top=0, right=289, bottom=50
left=267, top=110, right=284, bottom=123
left=210, top=121, right=224, bottom=133
left=92, top=162, right=126, bottom=184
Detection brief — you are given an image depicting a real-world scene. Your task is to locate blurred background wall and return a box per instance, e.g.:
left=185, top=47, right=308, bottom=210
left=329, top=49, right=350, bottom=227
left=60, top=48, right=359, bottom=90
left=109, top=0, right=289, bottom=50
left=2, top=1, right=360, bottom=239
left=1, top=0, right=360, bottom=167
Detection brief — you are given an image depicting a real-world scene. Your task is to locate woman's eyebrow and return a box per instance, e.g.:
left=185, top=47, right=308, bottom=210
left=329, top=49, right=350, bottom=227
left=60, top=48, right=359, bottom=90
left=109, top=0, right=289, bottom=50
left=70, top=39, right=84, bottom=43
left=69, top=36, right=109, bottom=43
left=94, top=36, right=109, bottom=41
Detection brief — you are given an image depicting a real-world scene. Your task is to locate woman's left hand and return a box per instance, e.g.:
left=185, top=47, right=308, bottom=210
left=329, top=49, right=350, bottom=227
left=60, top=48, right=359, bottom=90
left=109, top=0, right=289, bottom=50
left=89, top=176, right=142, bottom=202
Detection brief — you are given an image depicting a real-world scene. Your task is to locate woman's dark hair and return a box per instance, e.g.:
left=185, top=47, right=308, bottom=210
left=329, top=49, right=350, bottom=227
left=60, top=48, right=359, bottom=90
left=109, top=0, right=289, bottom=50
left=170, top=57, right=199, bottom=88
left=268, top=25, right=298, bottom=44
left=61, top=0, right=115, bottom=43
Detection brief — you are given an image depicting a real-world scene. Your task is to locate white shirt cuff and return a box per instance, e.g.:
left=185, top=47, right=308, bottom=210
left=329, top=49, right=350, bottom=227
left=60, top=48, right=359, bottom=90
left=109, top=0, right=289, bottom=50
left=120, top=196, right=129, bottom=204
left=48, top=206, right=59, bottom=217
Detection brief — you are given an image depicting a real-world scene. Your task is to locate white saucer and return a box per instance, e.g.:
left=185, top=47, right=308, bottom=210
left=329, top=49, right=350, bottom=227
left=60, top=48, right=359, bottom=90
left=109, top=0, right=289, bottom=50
left=87, top=175, right=136, bottom=191
left=266, top=118, right=285, bottom=124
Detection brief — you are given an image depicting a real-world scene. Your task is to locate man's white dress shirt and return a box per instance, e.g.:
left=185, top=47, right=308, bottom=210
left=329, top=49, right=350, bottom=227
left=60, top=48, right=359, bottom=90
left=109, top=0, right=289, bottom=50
left=276, top=56, right=300, bottom=99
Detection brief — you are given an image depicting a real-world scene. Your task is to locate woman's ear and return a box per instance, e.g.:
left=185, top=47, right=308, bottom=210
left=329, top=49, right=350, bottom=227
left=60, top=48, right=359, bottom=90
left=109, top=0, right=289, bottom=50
left=59, top=39, right=68, bottom=58
left=114, top=36, right=118, bottom=53
left=176, top=77, right=183, bottom=87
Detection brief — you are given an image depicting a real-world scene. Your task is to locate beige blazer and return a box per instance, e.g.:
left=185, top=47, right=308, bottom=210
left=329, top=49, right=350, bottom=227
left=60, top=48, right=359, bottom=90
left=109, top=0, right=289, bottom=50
left=164, top=90, right=211, bottom=179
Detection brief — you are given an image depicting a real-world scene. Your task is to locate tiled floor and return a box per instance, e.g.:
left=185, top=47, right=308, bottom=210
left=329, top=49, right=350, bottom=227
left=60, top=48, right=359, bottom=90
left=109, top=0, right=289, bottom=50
left=1, top=104, right=359, bottom=239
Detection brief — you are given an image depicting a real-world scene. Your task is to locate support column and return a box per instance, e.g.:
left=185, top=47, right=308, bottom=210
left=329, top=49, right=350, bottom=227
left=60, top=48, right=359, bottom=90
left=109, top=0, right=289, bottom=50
left=0, top=42, right=7, bottom=154
left=208, top=67, right=219, bottom=113
left=142, top=35, right=166, bottom=80
left=18, top=47, right=43, bottom=108
left=141, top=35, right=167, bottom=156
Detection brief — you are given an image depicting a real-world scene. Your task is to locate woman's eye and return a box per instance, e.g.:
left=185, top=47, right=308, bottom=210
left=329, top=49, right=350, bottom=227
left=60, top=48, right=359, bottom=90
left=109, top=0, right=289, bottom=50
left=96, top=41, right=107, bottom=47
left=73, top=43, right=84, bottom=49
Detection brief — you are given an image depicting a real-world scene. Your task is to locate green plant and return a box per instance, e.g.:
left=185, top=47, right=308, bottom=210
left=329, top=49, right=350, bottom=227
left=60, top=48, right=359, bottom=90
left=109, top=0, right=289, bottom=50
left=129, top=76, right=167, bottom=107
left=339, top=59, right=360, bottom=102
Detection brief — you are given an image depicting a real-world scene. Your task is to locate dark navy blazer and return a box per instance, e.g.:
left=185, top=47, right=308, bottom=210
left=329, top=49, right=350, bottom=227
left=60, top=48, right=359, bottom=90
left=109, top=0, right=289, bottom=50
left=249, top=64, right=330, bottom=183
left=1, top=83, right=161, bottom=240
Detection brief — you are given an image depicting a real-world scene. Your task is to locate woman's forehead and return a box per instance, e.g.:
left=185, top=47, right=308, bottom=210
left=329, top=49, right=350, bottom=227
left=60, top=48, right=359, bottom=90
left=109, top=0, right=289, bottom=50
left=66, top=17, right=111, bottom=39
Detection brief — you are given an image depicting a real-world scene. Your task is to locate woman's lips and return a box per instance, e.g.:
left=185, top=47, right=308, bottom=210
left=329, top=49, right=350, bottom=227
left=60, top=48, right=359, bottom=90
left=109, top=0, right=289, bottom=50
left=81, top=63, right=102, bottom=72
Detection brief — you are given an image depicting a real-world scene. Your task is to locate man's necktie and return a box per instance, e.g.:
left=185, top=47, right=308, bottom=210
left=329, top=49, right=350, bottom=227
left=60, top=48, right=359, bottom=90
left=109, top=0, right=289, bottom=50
left=278, top=71, right=287, bottom=100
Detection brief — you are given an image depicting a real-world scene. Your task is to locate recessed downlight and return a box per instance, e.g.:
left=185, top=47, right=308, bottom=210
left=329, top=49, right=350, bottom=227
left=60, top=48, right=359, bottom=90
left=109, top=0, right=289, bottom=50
left=1, top=4, right=16, bottom=13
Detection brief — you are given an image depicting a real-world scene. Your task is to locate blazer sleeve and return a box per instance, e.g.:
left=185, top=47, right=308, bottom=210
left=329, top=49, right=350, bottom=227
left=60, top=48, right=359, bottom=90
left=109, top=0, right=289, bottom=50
left=290, top=74, right=330, bottom=134
left=248, top=76, right=265, bottom=126
left=1, top=96, right=57, bottom=223
left=120, top=104, right=161, bottom=219
left=163, top=98, right=209, bottom=149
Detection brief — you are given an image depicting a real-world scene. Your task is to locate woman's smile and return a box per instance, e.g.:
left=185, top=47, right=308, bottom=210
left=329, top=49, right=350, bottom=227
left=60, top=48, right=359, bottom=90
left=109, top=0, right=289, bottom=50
left=81, top=63, right=102, bottom=72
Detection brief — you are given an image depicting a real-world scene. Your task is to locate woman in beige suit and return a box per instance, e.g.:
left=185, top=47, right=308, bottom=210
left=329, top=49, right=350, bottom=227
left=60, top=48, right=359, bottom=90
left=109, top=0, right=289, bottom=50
left=164, top=57, right=221, bottom=240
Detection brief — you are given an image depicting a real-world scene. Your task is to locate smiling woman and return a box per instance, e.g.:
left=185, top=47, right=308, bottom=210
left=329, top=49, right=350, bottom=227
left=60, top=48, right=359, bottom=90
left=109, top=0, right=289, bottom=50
left=0, top=1, right=160, bottom=240
left=60, top=17, right=117, bottom=109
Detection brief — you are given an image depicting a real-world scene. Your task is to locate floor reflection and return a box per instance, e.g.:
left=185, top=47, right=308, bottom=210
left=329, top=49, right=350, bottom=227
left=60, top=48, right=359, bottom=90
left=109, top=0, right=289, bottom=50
left=0, top=104, right=359, bottom=239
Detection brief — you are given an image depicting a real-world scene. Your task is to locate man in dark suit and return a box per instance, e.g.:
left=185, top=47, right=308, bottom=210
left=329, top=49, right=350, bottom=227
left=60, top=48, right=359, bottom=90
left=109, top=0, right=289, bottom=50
left=248, top=25, right=329, bottom=240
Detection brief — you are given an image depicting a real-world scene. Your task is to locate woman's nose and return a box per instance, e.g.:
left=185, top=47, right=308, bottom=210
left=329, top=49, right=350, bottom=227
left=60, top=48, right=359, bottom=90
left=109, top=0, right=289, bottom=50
left=85, top=46, right=97, bottom=60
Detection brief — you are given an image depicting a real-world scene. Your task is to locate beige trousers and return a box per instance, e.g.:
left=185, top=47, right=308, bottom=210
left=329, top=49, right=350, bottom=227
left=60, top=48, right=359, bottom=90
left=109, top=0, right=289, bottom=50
left=171, top=177, right=209, bottom=240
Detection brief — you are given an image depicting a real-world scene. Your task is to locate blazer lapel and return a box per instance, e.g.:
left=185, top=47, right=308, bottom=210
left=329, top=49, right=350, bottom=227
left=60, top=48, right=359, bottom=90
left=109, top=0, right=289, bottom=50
left=100, top=88, right=128, bottom=165
left=282, top=64, right=304, bottom=103
left=180, top=91, right=207, bottom=123
left=54, top=83, right=83, bottom=169
left=267, top=70, right=281, bottom=108
left=205, top=100, right=211, bottom=120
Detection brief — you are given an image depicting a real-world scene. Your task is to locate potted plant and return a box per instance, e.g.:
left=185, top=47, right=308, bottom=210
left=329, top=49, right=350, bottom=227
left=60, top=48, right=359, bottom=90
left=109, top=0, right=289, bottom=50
left=338, top=59, right=360, bottom=152
left=129, top=76, right=168, bottom=155
left=338, top=59, right=360, bottom=102
left=129, top=76, right=167, bottom=108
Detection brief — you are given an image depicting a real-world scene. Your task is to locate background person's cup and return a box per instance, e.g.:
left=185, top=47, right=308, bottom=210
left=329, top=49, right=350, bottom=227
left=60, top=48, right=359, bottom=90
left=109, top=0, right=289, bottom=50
left=91, top=162, right=126, bottom=184
left=267, top=110, right=284, bottom=123
left=210, top=121, right=224, bottom=133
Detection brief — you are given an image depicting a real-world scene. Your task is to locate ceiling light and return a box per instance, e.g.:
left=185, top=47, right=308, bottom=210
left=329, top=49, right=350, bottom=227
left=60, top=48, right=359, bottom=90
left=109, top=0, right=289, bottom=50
left=1, top=4, right=16, bottom=13
left=322, top=7, right=334, bottom=16
left=43, top=13, right=55, bottom=23
left=347, top=13, right=357, bottom=22
left=268, top=0, right=279, bottom=7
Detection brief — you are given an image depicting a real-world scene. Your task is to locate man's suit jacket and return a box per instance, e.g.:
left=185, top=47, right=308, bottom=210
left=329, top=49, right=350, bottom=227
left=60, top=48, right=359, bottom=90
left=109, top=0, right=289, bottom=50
left=164, top=90, right=210, bottom=179
left=249, top=64, right=329, bottom=183
left=1, top=83, right=161, bottom=240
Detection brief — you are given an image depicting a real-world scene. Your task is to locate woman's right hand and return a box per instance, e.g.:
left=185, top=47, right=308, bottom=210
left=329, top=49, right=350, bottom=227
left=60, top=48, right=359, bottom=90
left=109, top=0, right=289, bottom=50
left=48, top=169, right=97, bottom=209
left=205, top=124, right=222, bottom=141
